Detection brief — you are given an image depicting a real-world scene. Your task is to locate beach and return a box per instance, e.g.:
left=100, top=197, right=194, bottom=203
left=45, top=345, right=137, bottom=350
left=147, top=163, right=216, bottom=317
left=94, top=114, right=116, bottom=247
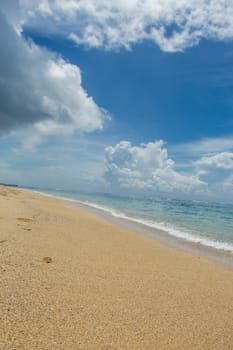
left=0, top=185, right=233, bottom=349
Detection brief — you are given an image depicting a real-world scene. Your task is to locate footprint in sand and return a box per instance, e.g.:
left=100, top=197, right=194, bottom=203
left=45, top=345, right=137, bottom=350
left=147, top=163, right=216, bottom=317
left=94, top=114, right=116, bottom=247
left=17, top=218, right=33, bottom=231
left=17, top=217, right=33, bottom=222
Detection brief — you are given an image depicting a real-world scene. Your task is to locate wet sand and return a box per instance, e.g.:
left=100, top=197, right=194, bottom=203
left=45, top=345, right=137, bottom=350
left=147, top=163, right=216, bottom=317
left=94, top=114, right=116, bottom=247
left=70, top=199, right=233, bottom=269
left=0, top=186, right=233, bottom=349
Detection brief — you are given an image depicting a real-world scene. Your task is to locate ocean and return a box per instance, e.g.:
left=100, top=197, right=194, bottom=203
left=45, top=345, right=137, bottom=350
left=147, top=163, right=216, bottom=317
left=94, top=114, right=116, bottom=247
left=29, top=187, right=233, bottom=253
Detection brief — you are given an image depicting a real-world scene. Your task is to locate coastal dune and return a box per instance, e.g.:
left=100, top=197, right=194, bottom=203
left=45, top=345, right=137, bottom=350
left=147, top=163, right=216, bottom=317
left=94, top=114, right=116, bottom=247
left=0, top=186, right=233, bottom=349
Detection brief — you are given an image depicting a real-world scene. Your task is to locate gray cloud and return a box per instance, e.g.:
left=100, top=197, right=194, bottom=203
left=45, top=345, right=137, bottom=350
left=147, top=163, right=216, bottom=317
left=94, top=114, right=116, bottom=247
left=0, top=3, right=108, bottom=139
left=0, top=11, right=46, bottom=132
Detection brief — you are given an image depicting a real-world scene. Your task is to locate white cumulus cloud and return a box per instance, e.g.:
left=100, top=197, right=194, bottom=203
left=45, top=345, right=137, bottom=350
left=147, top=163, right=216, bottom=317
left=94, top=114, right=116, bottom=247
left=168, top=137, right=233, bottom=194
left=193, top=152, right=233, bottom=195
left=105, top=141, right=205, bottom=193
left=0, top=1, right=108, bottom=144
left=195, top=152, right=233, bottom=169
left=21, top=0, right=233, bottom=52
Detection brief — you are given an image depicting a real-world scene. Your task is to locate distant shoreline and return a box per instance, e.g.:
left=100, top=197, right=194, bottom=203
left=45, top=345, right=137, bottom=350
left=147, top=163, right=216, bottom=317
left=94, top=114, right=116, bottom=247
left=0, top=183, right=18, bottom=188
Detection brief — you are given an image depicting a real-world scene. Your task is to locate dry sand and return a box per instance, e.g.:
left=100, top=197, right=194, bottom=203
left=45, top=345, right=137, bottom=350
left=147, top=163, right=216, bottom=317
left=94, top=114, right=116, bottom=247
left=0, top=185, right=233, bottom=349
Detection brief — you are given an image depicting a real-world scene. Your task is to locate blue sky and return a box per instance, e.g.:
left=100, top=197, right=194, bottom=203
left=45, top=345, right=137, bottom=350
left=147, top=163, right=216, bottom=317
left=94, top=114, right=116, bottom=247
left=26, top=33, right=233, bottom=143
left=0, top=1, right=233, bottom=202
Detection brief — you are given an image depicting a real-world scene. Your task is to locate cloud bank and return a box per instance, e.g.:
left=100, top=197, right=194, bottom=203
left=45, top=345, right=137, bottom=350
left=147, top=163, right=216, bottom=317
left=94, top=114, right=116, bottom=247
left=105, top=141, right=206, bottom=194
left=21, top=0, right=233, bottom=52
left=105, top=141, right=233, bottom=198
left=0, top=2, right=108, bottom=143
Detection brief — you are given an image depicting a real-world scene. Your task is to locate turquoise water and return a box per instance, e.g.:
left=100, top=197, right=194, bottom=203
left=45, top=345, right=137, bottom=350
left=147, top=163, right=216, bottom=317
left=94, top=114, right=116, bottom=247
left=31, top=188, right=233, bottom=252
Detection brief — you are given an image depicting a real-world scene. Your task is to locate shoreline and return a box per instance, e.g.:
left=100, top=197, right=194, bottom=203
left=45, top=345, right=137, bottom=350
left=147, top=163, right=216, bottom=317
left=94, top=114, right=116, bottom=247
left=69, top=199, right=233, bottom=270
left=69, top=197, right=233, bottom=269
left=1, top=185, right=233, bottom=349
left=27, top=188, right=233, bottom=270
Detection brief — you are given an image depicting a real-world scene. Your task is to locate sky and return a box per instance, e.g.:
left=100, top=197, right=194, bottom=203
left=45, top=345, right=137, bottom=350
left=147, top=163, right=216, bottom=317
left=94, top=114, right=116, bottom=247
left=0, top=0, right=233, bottom=202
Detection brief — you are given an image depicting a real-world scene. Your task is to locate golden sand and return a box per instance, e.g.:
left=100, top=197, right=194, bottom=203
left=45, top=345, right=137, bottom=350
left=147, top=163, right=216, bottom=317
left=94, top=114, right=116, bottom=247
left=0, top=186, right=233, bottom=349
